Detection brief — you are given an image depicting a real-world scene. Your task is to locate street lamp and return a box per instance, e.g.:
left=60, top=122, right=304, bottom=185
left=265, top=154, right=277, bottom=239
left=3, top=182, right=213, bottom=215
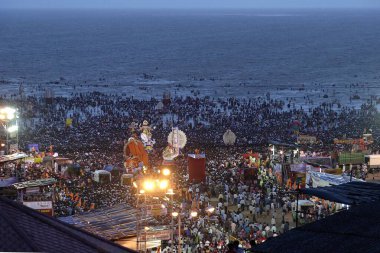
left=206, top=206, right=215, bottom=214
left=0, top=107, right=18, bottom=154
left=172, top=211, right=182, bottom=253
left=166, top=188, right=175, bottom=195
left=0, top=107, right=16, bottom=120
left=166, top=189, right=175, bottom=252
left=190, top=211, right=198, bottom=218
left=159, top=180, right=169, bottom=190
left=7, top=125, right=18, bottom=133
left=143, top=180, right=155, bottom=192
left=162, top=168, right=171, bottom=176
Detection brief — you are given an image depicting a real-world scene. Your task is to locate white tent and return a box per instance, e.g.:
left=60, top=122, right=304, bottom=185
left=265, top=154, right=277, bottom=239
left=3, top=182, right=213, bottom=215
left=306, top=171, right=363, bottom=188
left=155, top=101, right=164, bottom=111
left=93, top=170, right=111, bottom=183
left=223, top=129, right=237, bottom=145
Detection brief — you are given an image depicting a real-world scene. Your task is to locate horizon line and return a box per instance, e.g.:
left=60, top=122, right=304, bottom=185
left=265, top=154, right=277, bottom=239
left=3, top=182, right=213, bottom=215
left=1, top=6, right=380, bottom=10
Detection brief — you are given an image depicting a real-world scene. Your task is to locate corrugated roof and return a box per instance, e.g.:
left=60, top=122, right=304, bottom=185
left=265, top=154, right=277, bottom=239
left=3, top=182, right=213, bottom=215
left=253, top=200, right=380, bottom=253
left=0, top=197, right=136, bottom=253
left=300, top=181, right=380, bottom=205
left=59, top=204, right=157, bottom=240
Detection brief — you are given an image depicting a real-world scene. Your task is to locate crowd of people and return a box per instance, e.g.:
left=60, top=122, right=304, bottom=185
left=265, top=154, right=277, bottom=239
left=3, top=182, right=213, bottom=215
left=0, top=90, right=378, bottom=252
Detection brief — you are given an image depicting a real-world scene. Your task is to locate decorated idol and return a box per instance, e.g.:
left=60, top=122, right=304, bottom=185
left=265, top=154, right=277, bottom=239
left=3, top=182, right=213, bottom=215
left=139, top=120, right=155, bottom=152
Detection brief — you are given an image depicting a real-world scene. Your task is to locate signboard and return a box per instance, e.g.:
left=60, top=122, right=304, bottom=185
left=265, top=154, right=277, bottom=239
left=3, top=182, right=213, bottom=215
left=334, top=138, right=363, bottom=145
left=140, top=230, right=171, bottom=241
left=297, top=135, right=317, bottom=145
left=338, top=153, right=365, bottom=165
left=23, top=201, right=53, bottom=216
left=146, top=204, right=167, bottom=216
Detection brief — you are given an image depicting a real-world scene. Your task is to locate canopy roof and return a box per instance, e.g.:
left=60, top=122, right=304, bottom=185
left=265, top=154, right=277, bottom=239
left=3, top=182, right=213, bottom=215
left=0, top=152, right=28, bottom=164
left=94, top=170, right=111, bottom=175
left=268, top=140, right=298, bottom=148
left=13, top=178, right=57, bottom=190
left=300, top=181, right=380, bottom=205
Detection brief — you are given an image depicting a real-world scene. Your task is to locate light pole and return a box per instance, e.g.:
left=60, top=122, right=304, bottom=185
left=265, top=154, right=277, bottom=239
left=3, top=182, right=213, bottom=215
left=0, top=107, right=18, bottom=155
left=166, top=188, right=175, bottom=252
left=171, top=209, right=198, bottom=253
left=136, top=189, right=147, bottom=253
left=172, top=211, right=181, bottom=253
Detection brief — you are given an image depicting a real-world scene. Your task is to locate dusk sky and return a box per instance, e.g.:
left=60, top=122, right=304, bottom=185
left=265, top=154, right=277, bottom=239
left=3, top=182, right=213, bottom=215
left=1, top=0, right=380, bottom=9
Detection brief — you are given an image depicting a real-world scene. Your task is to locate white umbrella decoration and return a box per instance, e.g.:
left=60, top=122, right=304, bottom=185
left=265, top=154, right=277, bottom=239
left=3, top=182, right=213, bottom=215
left=167, top=128, right=187, bottom=149
left=223, top=129, right=236, bottom=145
left=163, top=128, right=187, bottom=160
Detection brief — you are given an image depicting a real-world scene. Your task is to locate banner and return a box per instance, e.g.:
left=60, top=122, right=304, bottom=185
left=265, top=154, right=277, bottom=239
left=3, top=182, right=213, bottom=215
left=188, top=154, right=206, bottom=182
left=290, top=163, right=307, bottom=172
left=28, top=144, right=39, bottom=152
left=334, top=138, right=363, bottom=145
left=139, top=230, right=171, bottom=241
left=23, top=201, right=53, bottom=216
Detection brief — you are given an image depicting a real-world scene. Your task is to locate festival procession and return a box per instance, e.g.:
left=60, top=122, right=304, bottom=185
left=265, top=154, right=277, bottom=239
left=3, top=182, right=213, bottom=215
left=0, top=89, right=380, bottom=253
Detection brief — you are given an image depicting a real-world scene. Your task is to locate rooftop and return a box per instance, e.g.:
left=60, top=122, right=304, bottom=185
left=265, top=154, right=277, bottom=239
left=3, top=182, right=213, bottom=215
left=0, top=197, right=136, bottom=253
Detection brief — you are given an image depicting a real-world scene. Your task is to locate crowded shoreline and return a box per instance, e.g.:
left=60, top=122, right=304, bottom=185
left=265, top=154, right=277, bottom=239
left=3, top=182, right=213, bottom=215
left=0, top=91, right=379, bottom=252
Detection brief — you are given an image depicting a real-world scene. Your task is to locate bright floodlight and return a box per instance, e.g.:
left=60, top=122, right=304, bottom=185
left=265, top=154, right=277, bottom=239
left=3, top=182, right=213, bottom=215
left=172, top=212, right=179, bottom=217
left=0, top=107, right=16, bottom=114
left=162, top=168, right=171, bottom=176
left=159, top=180, right=169, bottom=190
left=7, top=113, right=14, bottom=120
left=0, top=107, right=16, bottom=120
left=139, top=189, right=145, bottom=194
left=7, top=125, right=18, bottom=133
left=190, top=211, right=198, bottom=217
left=143, top=180, right=155, bottom=191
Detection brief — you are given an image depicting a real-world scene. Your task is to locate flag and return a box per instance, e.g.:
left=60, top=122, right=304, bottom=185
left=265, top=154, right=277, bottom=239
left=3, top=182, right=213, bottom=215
left=66, top=118, right=73, bottom=127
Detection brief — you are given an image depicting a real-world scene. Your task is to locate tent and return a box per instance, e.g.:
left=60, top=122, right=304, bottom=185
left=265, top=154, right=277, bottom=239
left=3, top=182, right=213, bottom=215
left=93, top=170, right=111, bottom=184
left=306, top=171, right=362, bottom=188
left=155, top=101, right=164, bottom=111
left=104, top=165, right=114, bottom=172
left=104, top=165, right=123, bottom=172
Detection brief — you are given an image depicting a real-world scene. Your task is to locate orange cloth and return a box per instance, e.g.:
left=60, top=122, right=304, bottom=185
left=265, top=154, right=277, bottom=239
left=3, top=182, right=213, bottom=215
left=125, top=138, right=149, bottom=167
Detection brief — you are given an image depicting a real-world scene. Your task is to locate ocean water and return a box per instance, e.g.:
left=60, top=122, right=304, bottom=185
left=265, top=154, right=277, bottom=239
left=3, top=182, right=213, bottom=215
left=0, top=9, right=380, bottom=103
